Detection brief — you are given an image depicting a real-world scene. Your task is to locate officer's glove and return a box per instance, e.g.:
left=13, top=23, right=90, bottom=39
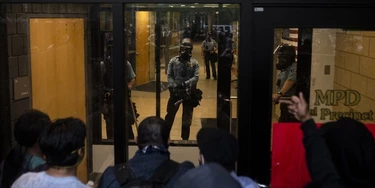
left=175, top=82, right=186, bottom=88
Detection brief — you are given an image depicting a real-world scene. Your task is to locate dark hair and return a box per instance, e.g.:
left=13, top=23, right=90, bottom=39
left=318, top=118, right=375, bottom=187
left=137, top=116, right=170, bottom=148
left=39, top=117, right=86, bottom=167
left=14, top=109, right=51, bottom=147
left=2, top=109, right=51, bottom=188
left=197, top=128, right=239, bottom=171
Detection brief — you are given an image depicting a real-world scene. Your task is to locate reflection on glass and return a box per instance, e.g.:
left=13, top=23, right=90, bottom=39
left=272, top=28, right=375, bottom=124
left=271, top=28, right=375, bottom=188
left=125, top=4, right=240, bottom=142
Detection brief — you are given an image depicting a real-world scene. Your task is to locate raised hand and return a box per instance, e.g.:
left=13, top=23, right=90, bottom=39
left=279, top=92, right=311, bottom=122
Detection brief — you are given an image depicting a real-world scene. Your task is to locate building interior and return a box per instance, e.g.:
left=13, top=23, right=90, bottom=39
left=1, top=2, right=375, bottom=187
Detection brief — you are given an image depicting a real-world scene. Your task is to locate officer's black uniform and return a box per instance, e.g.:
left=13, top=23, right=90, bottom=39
left=100, top=45, right=136, bottom=139
left=165, top=38, right=200, bottom=140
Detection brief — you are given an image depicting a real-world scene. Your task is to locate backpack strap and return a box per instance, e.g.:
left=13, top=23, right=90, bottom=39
left=149, top=160, right=180, bottom=184
left=115, top=163, right=136, bottom=186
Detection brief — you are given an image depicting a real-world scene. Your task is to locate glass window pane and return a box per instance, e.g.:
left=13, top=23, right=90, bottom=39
left=124, top=3, right=240, bottom=143
left=271, top=28, right=375, bottom=187
left=272, top=28, right=375, bottom=124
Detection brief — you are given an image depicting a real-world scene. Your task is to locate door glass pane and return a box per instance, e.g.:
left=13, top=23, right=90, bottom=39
left=271, top=28, right=375, bottom=187
left=124, top=4, right=240, bottom=143
left=1, top=3, right=116, bottom=185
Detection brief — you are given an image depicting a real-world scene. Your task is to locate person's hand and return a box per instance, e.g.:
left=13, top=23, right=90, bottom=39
left=174, top=82, right=186, bottom=88
left=272, top=93, right=281, bottom=102
left=279, top=92, right=311, bottom=122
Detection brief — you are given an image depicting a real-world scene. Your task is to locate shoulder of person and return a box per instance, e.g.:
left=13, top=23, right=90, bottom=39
left=98, top=166, right=122, bottom=188
left=11, top=172, right=40, bottom=187
left=177, top=161, right=195, bottom=172
left=189, top=57, right=199, bottom=65
left=289, top=62, right=297, bottom=71
left=170, top=56, right=180, bottom=63
left=235, top=175, right=260, bottom=188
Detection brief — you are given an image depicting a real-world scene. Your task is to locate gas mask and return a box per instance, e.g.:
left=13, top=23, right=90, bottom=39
left=179, top=38, right=193, bottom=61
left=274, top=44, right=296, bottom=70
left=206, top=33, right=212, bottom=42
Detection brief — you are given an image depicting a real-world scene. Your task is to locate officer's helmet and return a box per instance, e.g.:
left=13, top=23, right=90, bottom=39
left=180, top=38, right=193, bottom=52
left=277, top=44, right=296, bottom=60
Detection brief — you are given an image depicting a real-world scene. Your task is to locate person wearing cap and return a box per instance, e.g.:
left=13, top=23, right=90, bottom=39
left=272, top=44, right=298, bottom=122
left=165, top=38, right=200, bottom=140
left=196, top=128, right=259, bottom=188
left=201, top=32, right=218, bottom=80
left=12, top=117, right=88, bottom=188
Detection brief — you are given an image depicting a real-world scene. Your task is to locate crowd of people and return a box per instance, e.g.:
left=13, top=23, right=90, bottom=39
left=2, top=91, right=375, bottom=188
left=2, top=32, right=375, bottom=188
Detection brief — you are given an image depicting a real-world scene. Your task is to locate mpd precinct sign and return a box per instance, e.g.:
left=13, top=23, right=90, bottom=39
left=309, top=90, right=374, bottom=121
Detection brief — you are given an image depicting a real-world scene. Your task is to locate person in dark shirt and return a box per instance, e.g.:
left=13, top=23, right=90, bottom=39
left=1, top=110, right=51, bottom=188
left=280, top=92, right=375, bottom=188
left=98, top=116, right=195, bottom=188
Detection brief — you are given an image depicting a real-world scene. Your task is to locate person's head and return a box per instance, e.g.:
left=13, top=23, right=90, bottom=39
left=179, top=38, right=193, bottom=61
left=173, top=163, right=242, bottom=188
left=206, top=32, right=212, bottom=40
left=275, top=44, right=296, bottom=70
left=136, top=116, right=170, bottom=149
left=318, top=118, right=375, bottom=187
left=1, top=110, right=51, bottom=187
left=197, top=128, right=239, bottom=172
left=14, top=109, right=51, bottom=149
left=39, top=117, right=86, bottom=168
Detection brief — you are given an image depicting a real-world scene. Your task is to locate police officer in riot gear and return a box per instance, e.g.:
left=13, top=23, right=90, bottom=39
left=100, top=38, right=137, bottom=139
left=272, top=44, right=298, bottom=122
left=165, top=38, right=200, bottom=140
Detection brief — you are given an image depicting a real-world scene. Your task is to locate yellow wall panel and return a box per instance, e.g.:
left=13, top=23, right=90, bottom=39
left=30, top=18, right=87, bottom=183
left=136, top=11, right=151, bottom=85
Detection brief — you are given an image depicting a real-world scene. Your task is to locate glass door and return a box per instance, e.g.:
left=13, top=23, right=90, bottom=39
left=249, top=6, right=375, bottom=186
left=124, top=3, right=240, bottom=144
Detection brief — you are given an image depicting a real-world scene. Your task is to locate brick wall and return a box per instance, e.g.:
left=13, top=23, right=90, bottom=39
left=0, top=4, right=12, bottom=160
left=5, top=3, right=90, bottom=144
left=333, top=30, right=375, bottom=123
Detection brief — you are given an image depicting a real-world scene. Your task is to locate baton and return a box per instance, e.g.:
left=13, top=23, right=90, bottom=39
left=174, top=99, right=184, bottom=107
left=129, top=97, right=138, bottom=130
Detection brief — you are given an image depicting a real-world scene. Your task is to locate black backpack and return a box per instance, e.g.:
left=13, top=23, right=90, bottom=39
left=115, top=160, right=180, bottom=188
